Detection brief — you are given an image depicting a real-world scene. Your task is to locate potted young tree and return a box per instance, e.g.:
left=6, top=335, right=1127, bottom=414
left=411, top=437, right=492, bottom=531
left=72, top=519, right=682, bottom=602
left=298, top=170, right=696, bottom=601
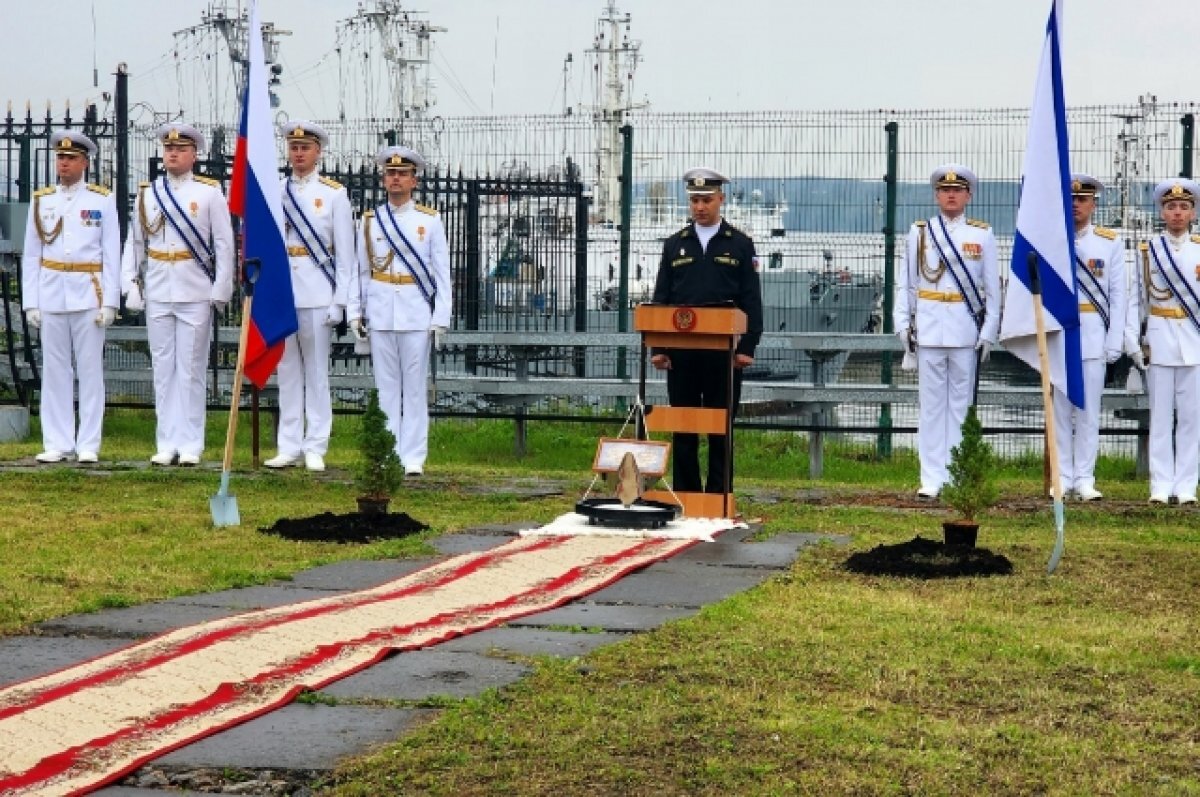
left=939, top=405, right=998, bottom=547
left=355, top=389, right=403, bottom=515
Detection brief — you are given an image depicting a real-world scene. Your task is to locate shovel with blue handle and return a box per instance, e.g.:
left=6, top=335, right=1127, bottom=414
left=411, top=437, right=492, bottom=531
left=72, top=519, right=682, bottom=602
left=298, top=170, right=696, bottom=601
left=1027, top=252, right=1066, bottom=573
left=210, top=259, right=260, bottom=527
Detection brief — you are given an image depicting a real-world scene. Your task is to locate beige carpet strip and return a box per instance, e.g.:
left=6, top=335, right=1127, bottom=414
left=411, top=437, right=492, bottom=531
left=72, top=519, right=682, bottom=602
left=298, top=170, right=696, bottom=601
left=0, top=533, right=699, bottom=797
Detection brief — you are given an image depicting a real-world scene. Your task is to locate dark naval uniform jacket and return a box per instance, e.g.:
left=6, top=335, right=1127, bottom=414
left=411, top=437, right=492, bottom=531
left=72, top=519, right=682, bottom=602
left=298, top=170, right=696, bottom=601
left=651, top=219, right=763, bottom=356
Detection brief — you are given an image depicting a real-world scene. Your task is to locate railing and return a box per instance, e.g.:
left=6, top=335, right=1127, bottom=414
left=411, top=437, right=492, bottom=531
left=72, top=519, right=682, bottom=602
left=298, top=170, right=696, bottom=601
left=4, top=326, right=1143, bottom=477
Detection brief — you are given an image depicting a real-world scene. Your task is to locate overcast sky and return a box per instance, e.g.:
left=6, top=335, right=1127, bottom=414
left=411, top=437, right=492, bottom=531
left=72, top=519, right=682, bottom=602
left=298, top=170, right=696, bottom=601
left=0, top=0, right=1191, bottom=123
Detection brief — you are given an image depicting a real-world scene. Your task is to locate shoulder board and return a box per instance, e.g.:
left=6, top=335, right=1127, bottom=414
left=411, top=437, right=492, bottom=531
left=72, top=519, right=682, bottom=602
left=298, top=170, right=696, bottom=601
left=680, top=227, right=692, bottom=238
left=1192, top=234, right=1200, bottom=245
left=966, top=218, right=990, bottom=229
left=86, top=183, right=111, bottom=196
left=1092, top=226, right=1117, bottom=240
left=914, top=220, right=926, bottom=228
left=414, top=203, right=438, bottom=216
left=33, top=186, right=55, bottom=198
left=1138, top=242, right=1149, bottom=251
left=319, top=176, right=343, bottom=190
left=193, top=175, right=221, bottom=187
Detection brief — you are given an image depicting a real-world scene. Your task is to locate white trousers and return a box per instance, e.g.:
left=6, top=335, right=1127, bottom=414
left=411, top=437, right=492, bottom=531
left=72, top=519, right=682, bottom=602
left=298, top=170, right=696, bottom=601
left=1052, top=358, right=1106, bottom=492
left=146, top=301, right=212, bottom=458
left=1147, top=364, right=1200, bottom=498
left=39, top=310, right=106, bottom=455
left=917, top=345, right=977, bottom=492
left=275, top=307, right=333, bottom=457
left=370, top=329, right=431, bottom=471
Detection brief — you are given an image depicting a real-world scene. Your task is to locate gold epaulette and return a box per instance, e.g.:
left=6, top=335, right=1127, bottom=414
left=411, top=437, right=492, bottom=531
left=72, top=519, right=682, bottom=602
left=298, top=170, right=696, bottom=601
left=1093, top=226, right=1117, bottom=240
left=414, top=203, right=438, bottom=216
left=319, top=176, right=343, bottom=190
left=966, top=218, right=990, bottom=229
left=193, top=175, right=221, bottom=187
left=86, top=184, right=111, bottom=196
left=1192, top=234, right=1200, bottom=245
left=1139, top=241, right=1149, bottom=251
left=915, top=220, right=926, bottom=227
left=33, top=186, right=55, bottom=198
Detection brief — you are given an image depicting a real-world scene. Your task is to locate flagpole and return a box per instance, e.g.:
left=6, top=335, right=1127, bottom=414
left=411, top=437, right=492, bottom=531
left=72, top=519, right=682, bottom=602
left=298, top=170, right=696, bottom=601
left=1029, top=253, right=1066, bottom=573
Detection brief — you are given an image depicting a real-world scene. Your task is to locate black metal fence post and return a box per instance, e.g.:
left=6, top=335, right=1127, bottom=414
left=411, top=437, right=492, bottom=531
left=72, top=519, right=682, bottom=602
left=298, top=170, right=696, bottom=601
left=877, top=120, right=899, bottom=459
left=115, top=64, right=129, bottom=243
left=1181, top=114, right=1194, bottom=178
left=464, top=177, right=481, bottom=374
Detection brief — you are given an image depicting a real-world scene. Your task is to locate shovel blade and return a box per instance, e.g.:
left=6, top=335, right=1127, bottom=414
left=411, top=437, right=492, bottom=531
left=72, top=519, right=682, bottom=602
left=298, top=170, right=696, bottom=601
left=210, top=494, right=240, bottom=527
left=1046, top=498, right=1065, bottom=574
left=210, top=471, right=240, bottom=527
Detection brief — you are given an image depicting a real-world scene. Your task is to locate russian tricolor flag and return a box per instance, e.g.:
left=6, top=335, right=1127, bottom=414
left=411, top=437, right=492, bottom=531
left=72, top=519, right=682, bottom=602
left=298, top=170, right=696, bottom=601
left=229, top=0, right=297, bottom=388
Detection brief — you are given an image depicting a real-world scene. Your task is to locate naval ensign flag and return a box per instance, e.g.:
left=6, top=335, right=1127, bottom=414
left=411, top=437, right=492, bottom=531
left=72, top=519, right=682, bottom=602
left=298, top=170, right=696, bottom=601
left=999, top=0, right=1085, bottom=409
left=229, top=0, right=297, bottom=388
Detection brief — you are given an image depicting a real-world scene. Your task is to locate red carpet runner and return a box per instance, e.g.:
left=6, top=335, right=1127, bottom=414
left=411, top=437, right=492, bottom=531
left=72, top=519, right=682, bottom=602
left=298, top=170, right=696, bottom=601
left=0, top=534, right=698, bottom=796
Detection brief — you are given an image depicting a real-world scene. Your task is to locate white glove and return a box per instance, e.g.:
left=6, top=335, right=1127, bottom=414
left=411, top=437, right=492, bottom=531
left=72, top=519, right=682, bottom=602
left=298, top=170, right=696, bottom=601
left=1128, top=347, right=1148, bottom=370
left=351, top=317, right=368, bottom=340
left=324, top=304, right=344, bottom=327
left=975, top=338, right=993, bottom=363
left=25, top=309, right=41, bottom=329
left=431, top=325, right=448, bottom=352
left=96, top=307, right=116, bottom=327
left=897, top=327, right=915, bottom=353
left=125, top=285, right=145, bottom=312
left=1105, top=348, right=1121, bottom=365
left=210, top=299, right=227, bottom=313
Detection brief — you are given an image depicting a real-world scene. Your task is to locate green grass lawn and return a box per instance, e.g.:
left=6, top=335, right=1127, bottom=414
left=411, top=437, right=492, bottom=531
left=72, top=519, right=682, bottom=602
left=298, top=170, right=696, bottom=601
left=3, top=410, right=1198, bottom=795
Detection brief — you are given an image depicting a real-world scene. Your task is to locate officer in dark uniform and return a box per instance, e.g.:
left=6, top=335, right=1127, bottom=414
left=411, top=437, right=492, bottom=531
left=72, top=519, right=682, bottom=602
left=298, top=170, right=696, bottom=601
left=650, top=167, right=763, bottom=494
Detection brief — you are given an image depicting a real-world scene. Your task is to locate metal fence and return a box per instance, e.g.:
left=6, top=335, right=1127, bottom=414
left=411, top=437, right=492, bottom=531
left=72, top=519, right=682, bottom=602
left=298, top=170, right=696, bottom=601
left=2, top=95, right=1197, bottom=461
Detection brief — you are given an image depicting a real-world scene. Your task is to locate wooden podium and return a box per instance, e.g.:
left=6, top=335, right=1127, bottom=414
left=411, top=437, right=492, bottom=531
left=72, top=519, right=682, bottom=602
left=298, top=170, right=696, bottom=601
left=634, top=304, right=747, bottom=519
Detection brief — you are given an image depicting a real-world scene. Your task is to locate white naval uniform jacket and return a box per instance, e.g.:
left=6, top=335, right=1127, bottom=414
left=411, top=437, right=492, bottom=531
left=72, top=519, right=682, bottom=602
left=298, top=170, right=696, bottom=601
left=21, top=183, right=120, bottom=312
left=895, top=215, right=1001, bottom=347
left=1128, top=234, right=1200, bottom=367
left=280, top=172, right=356, bottom=309
left=120, top=173, right=235, bottom=304
left=350, top=200, right=452, bottom=332
left=1073, top=224, right=1127, bottom=361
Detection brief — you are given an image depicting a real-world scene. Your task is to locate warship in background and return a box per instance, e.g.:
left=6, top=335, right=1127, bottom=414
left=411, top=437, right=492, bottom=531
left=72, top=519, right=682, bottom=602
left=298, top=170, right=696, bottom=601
left=169, top=0, right=884, bottom=383
left=467, top=1, right=883, bottom=380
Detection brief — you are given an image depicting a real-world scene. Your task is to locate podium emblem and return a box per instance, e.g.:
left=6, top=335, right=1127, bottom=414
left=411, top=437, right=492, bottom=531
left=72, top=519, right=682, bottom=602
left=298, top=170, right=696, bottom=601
left=672, top=307, right=697, bottom=332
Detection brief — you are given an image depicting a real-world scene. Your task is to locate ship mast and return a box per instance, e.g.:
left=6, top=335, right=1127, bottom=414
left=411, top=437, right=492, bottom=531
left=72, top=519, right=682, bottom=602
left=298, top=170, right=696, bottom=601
left=585, top=1, right=644, bottom=224
left=172, top=1, right=289, bottom=148
left=1111, top=93, right=1160, bottom=238
left=337, top=1, right=445, bottom=141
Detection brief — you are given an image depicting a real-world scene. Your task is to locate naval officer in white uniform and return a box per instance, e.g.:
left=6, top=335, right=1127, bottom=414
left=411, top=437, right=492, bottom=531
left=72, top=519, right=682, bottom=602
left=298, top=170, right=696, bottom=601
left=263, top=121, right=355, bottom=473
left=349, top=145, right=451, bottom=476
left=1052, top=174, right=1127, bottom=501
left=1125, top=178, right=1200, bottom=504
left=21, top=130, right=120, bottom=463
left=894, top=164, right=1001, bottom=499
left=121, top=123, right=235, bottom=466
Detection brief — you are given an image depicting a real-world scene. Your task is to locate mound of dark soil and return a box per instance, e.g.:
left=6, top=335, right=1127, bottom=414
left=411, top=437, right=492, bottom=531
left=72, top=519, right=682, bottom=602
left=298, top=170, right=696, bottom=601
left=261, top=511, right=427, bottom=543
left=844, top=535, right=1013, bottom=579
